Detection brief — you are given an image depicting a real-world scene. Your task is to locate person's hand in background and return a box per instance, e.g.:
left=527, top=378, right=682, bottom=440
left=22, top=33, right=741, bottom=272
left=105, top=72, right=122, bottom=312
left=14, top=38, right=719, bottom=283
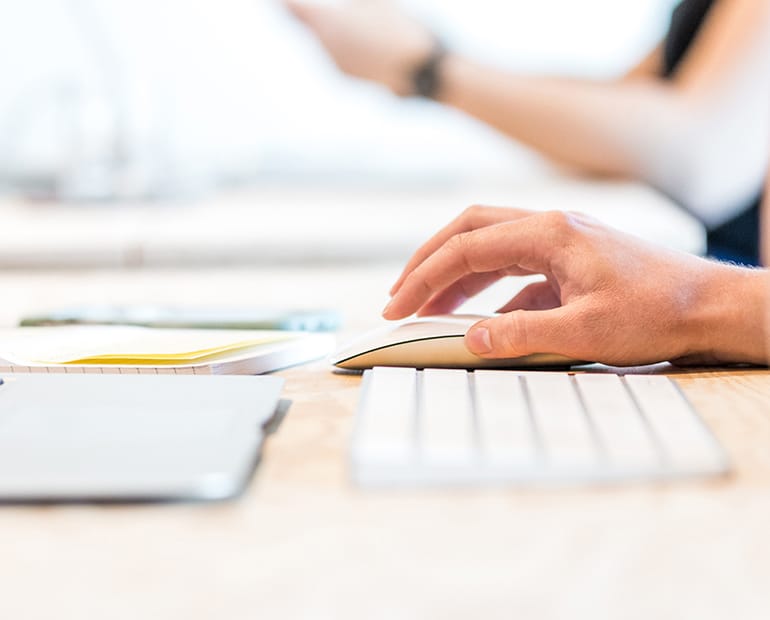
left=384, top=206, right=767, bottom=367
left=285, top=0, right=435, bottom=96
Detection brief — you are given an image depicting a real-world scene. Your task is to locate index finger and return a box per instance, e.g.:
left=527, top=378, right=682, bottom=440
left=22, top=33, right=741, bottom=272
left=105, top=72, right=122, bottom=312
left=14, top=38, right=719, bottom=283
left=384, top=211, right=572, bottom=320
left=389, top=205, right=534, bottom=296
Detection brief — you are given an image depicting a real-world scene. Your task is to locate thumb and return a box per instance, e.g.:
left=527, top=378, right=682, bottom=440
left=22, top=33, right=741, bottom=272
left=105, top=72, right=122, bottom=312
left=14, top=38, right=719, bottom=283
left=465, top=308, right=574, bottom=359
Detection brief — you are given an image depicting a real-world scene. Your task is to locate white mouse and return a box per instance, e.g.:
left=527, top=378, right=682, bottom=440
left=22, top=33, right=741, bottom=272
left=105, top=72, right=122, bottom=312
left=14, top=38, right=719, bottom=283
left=331, top=314, right=582, bottom=370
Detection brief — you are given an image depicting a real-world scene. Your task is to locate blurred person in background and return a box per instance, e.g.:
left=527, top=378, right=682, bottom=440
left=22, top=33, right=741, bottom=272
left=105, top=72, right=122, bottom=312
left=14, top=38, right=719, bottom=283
left=287, top=0, right=770, bottom=265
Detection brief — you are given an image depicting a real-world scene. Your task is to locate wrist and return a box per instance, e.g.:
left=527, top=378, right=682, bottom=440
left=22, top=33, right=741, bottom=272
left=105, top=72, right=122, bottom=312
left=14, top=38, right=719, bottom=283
left=384, top=30, right=437, bottom=96
left=680, top=263, right=768, bottom=365
left=409, top=40, right=447, bottom=99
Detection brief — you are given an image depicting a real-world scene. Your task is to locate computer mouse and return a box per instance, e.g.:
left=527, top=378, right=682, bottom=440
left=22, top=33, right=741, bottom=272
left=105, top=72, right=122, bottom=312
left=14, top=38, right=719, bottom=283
left=331, top=314, right=583, bottom=370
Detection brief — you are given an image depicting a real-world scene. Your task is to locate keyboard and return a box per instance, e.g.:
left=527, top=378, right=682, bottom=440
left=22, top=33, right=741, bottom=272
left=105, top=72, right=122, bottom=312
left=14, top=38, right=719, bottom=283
left=350, top=367, right=729, bottom=487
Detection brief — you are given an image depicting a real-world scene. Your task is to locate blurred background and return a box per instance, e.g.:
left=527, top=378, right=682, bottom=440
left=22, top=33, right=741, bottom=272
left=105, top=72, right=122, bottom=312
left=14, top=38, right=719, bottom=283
left=0, top=0, right=678, bottom=201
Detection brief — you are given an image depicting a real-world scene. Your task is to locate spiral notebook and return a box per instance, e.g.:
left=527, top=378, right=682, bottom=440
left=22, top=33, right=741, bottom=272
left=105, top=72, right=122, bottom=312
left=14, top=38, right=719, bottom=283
left=0, top=326, right=334, bottom=374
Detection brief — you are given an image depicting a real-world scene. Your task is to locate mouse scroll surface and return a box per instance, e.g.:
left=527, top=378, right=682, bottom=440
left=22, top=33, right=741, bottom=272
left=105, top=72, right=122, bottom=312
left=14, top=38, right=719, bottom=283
left=331, top=314, right=582, bottom=370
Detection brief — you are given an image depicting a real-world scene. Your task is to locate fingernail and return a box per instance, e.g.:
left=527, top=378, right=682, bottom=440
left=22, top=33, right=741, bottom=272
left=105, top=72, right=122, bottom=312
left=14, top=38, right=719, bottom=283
left=382, top=299, right=394, bottom=318
left=467, top=326, right=492, bottom=354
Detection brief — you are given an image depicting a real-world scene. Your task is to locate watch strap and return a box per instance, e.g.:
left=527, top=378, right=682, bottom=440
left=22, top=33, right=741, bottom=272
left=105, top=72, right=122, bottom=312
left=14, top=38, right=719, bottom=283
left=411, top=41, right=447, bottom=99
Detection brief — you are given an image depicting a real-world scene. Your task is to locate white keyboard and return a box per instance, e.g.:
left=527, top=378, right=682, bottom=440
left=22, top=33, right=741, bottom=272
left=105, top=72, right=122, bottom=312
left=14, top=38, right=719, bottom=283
left=350, top=367, right=729, bottom=487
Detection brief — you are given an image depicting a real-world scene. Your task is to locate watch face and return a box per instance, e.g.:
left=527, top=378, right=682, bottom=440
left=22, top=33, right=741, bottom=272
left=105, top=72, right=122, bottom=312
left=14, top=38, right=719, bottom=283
left=415, top=71, right=436, bottom=98
left=412, top=46, right=445, bottom=99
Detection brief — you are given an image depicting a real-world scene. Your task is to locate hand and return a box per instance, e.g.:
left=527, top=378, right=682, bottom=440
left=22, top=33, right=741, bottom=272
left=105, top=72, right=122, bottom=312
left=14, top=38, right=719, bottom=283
left=285, top=0, right=435, bottom=96
left=383, top=206, right=767, bottom=366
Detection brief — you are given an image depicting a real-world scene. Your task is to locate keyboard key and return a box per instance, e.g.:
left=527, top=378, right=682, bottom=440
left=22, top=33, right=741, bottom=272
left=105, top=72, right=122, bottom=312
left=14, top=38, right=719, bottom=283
left=352, top=367, right=417, bottom=467
left=574, top=374, right=661, bottom=472
left=624, top=375, right=727, bottom=474
left=419, top=369, right=475, bottom=466
left=473, top=371, right=537, bottom=468
left=522, top=373, right=599, bottom=471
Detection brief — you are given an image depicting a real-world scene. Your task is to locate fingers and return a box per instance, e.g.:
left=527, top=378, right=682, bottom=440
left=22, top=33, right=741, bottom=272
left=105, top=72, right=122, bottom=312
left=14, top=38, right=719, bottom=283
left=465, top=306, right=577, bottom=358
left=384, top=211, right=575, bottom=320
left=496, top=280, right=561, bottom=313
left=415, top=266, right=543, bottom=316
left=415, top=272, right=503, bottom=317
left=389, top=205, right=533, bottom=297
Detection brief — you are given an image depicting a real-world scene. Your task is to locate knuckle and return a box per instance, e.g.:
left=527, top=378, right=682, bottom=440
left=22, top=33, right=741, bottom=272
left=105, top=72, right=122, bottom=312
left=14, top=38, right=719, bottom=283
left=445, top=231, right=469, bottom=254
left=405, top=270, right=435, bottom=298
left=564, top=210, right=593, bottom=225
left=460, top=204, right=484, bottom=225
left=445, top=232, right=476, bottom=272
left=539, top=210, right=584, bottom=243
left=491, top=312, right=529, bottom=357
left=418, top=277, right=435, bottom=298
left=464, top=204, right=484, bottom=215
left=541, top=209, right=570, bottom=230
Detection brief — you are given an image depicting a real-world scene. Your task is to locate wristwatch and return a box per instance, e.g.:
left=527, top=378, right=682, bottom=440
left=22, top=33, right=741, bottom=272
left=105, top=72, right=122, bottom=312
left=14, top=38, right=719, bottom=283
left=411, top=41, right=447, bottom=99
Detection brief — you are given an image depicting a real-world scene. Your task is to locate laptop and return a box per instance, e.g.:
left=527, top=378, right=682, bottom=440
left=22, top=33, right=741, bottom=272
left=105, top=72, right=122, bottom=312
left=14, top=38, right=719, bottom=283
left=0, top=374, right=284, bottom=502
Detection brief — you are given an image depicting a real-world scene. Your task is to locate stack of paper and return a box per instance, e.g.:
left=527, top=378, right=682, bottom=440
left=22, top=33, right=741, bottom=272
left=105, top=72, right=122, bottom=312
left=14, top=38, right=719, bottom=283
left=0, top=326, right=334, bottom=374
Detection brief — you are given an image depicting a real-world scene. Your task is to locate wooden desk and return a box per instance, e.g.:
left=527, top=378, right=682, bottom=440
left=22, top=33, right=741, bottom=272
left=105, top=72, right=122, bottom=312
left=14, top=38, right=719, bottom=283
left=0, top=265, right=768, bottom=620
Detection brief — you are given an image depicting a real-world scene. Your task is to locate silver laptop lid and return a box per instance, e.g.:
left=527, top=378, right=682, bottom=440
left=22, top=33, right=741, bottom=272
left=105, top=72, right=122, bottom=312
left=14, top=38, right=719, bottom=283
left=0, top=374, right=283, bottom=502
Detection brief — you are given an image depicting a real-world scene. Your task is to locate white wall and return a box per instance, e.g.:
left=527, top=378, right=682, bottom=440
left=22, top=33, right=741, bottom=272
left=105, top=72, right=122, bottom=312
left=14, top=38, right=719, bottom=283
left=0, top=0, right=678, bottom=197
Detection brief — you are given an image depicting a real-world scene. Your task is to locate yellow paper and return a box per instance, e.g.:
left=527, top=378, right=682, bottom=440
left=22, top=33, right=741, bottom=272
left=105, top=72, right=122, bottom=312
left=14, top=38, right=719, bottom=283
left=0, top=326, right=295, bottom=366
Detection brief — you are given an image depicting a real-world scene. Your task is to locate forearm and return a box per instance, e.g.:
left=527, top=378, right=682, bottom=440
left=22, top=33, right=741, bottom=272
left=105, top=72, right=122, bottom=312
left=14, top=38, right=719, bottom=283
left=435, top=55, right=770, bottom=227
left=436, top=55, right=686, bottom=177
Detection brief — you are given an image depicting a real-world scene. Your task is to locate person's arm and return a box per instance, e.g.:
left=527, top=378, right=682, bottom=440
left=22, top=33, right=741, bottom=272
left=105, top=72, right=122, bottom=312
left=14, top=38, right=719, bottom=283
left=287, top=0, right=770, bottom=226
left=383, top=206, right=767, bottom=366
left=761, top=166, right=770, bottom=266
